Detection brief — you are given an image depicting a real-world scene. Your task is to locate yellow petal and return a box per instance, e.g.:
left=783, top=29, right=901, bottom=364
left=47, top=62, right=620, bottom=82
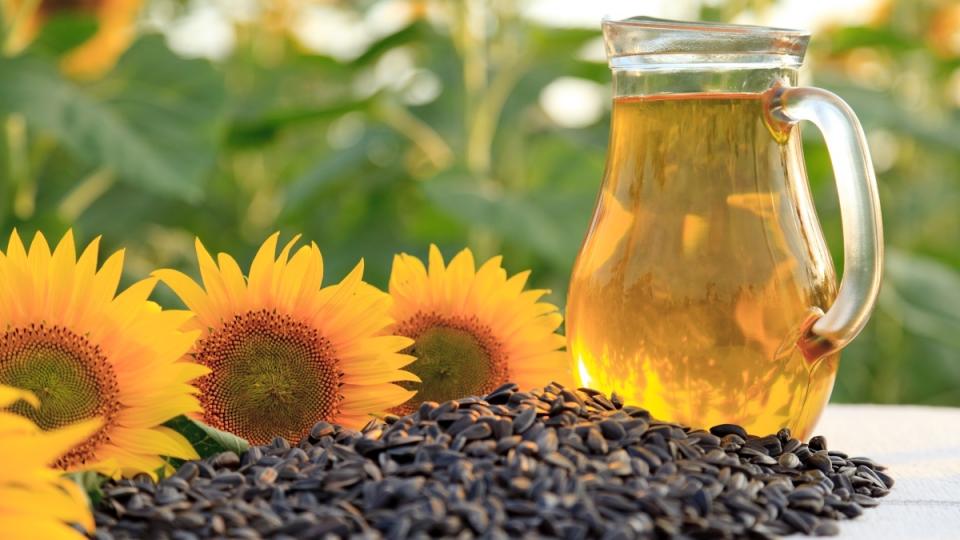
left=0, top=484, right=92, bottom=532
left=0, top=417, right=102, bottom=470
left=85, top=446, right=169, bottom=480
left=6, top=228, right=27, bottom=262
left=341, top=369, right=420, bottom=385
left=247, top=232, right=279, bottom=307
left=445, top=248, right=476, bottom=313
left=270, top=233, right=302, bottom=298
left=276, top=245, right=313, bottom=313
left=153, top=269, right=217, bottom=326
left=117, top=396, right=201, bottom=427
left=196, top=238, right=231, bottom=316
left=26, top=231, right=52, bottom=317
left=217, top=252, right=248, bottom=313
left=338, top=335, right=414, bottom=360
left=48, top=230, right=78, bottom=320
left=310, top=259, right=366, bottom=322
left=63, top=236, right=102, bottom=325
left=0, top=516, right=88, bottom=540
left=27, top=230, right=52, bottom=271
left=105, top=278, right=157, bottom=330
left=90, top=249, right=125, bottom=308
left=388, top=253, right=428, bottom=315
left=108, top=426, right=199, bottom=460
left=427, top=244, right=447, bottom=306
left=0, top=384, right=39, bottom=408
left=0, top=410, right=43, bottom=435
left=340, top=383, right=416, bottom=412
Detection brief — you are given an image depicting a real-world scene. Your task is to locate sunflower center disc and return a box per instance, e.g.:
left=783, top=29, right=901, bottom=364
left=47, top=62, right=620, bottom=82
left=0, top=324, right=120, bottom=468
left=196, top=310, right=342, bottom=445
left=397, top=314, right=508, bottom=411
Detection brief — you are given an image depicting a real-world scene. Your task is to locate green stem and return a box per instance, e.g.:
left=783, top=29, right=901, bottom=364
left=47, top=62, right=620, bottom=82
left=5, top=114, right=34, bottom=220
left=459, top=0, right=490, bottom=176
left=373, top=99, right=453, bottom=173
left=58, top=168, right=116, bottom=222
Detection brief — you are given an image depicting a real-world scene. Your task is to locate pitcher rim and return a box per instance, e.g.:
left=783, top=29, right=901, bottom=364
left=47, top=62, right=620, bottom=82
left=602, top=16, right=809, bottom=38
left=602, top=16, right=811, bottom=69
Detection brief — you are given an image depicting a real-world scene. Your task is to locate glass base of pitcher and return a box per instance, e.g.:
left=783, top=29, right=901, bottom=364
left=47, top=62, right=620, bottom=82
left=570, top=345, right=839, bottom=441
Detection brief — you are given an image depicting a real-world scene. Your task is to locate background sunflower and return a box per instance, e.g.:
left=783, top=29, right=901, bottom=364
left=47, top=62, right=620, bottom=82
left=2, top=0, right=142, bottom=78
left=0, top=230, right=207, bottom=477
left=155, top=233, right=418, bottom=445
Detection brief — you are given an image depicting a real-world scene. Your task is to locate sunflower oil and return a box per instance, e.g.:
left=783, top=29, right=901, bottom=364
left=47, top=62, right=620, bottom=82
left=566, top=94, right=839, bottom=440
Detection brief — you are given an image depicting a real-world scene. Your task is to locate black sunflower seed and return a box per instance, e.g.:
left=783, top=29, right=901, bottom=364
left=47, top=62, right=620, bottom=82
left=710, top=424, right=748, bottom=439
left=94, top=382, right=890, bottom=539
left=808, top=436, right=828, bottom=452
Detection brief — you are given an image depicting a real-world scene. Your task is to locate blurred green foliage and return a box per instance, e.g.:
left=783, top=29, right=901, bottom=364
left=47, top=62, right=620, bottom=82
left=0, top=0, right=957, bottom=405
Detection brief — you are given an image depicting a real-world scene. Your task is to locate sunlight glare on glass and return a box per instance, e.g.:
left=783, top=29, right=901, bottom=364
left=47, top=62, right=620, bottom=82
left=577, top=355, right=593, bottom=388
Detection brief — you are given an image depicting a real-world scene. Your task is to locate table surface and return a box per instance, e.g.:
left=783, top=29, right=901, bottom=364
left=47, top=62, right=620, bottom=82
left=814, top=404, right=960, bottom=539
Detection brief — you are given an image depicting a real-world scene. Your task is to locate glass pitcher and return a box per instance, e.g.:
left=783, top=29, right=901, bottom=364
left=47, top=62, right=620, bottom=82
left=566, top=17, right=883, bottom=440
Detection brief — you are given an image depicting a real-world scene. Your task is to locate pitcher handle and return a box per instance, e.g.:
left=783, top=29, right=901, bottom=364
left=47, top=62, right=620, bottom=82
left=768, top=86, right=884, bottom=360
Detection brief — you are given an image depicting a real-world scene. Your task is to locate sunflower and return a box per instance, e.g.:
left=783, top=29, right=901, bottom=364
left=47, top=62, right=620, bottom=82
left=0, top=230, right=206, bottom=477
left=2, top=0, right=142, bottom=78
left=929, top=3, right=960, bottom=58
left=154, top=233, right=418, bottom=445
left=388, top=245, right=571, bottom=413
left=0, top=385, right=99, bottom=540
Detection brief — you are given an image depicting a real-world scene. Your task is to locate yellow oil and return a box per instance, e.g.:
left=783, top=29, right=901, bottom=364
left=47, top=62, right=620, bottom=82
left=567, top=93, right=839, bottom=440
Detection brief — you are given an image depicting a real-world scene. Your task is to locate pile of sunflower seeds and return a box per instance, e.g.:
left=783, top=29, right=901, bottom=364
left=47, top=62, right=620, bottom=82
left=92, top=382, right=892, bottom=539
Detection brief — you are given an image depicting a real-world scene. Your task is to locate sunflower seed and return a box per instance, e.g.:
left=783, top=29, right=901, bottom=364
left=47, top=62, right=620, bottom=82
left=808, top=451, right=833, bottom=474
left=512, top=406, right=537, bottom=434
left=808, top=435, right=828, bottom=452
left=95, top=382, right=890, bottom=539
left=779, top=452, right=801, bottom=469
left=710, top=424, right=748, bottom=439
left=173, top=462, right=199, bottom=481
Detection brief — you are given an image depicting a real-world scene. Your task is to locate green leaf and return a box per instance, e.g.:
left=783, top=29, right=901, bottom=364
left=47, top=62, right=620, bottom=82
left=820, top=25, right=917, bottom=54
left=164, top=415, right=250, bottom=459
left=351, top=23, right=424, bottom=67
left=31, top=13, right=99, bottom=56
left=227, top=96, right=374, bottom=147
left=0, top=36, right=225, bottom=201
left=422, top=174, right=568, bottom=265
left=883, top=249, right=960, bottom=347
left=812, top=77, right=960, bottom=152
left=65, top=470, right=107, bottom=506
left=284, top=134, right=373, bottom=211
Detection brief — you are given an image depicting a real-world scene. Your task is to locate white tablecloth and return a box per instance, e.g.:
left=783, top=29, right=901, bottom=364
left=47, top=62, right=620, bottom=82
left=815, top=405, right=960, bottom=539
